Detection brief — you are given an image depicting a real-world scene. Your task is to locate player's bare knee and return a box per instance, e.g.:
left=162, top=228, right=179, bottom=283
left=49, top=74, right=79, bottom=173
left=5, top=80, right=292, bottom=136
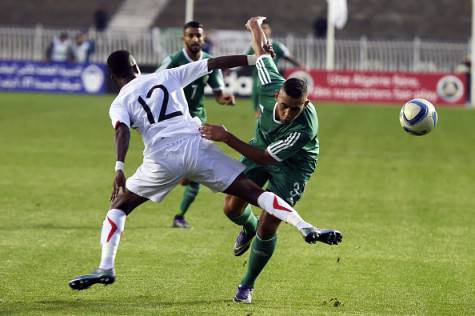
left=110, top=195, right=130, bottom=214
left=224, top=174, right=262, bottom=206
left=110, top=191, right=145, bottom=215
left=224, top=195, right=245, bottom=218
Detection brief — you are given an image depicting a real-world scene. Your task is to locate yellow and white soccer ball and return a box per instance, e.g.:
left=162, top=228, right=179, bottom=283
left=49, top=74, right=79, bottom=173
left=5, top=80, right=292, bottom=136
left=399, top=98, right=438, bottom=136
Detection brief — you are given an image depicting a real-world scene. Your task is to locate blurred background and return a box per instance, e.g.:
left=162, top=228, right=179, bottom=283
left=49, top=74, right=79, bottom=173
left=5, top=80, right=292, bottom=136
left=0, top=0, right=472, bottom=105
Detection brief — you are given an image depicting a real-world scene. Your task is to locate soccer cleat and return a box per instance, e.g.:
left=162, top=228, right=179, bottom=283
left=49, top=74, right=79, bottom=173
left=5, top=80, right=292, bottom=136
left=233, top=229, right=255, bottom=256
left=301, top=227, right=343, bottom=245
left=172, top=215, right=191, bottom=228
left=69, top=268, right=115, bottom=290
left=233, top=285, right=253, bottom=304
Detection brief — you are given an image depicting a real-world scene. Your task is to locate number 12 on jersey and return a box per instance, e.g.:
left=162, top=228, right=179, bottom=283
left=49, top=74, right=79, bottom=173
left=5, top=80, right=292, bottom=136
left=137, top=84, right=182, bottom=124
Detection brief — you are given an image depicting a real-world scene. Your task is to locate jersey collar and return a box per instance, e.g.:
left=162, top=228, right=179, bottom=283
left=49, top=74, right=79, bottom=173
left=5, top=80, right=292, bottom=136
left=182, top=48, right=202, bottom=63
left=272, top=103, right=283, bottom=124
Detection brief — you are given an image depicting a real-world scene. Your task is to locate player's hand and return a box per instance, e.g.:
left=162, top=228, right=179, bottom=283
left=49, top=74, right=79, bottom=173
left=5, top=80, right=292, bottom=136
left=199, top=123, right=229, bottom=142
left=263, top=41, right=276, bottom=59
left=217, top=93, right=236, bottom=106
left=110, top=170, right=126, bottom=202
left=245, top=16, right=266, bottom=30
left=180, top=178, right=192, bottom=186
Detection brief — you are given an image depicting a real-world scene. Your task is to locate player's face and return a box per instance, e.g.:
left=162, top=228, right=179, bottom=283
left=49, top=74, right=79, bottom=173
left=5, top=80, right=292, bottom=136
left=183, top=27, right=204, bottom=54
left=275, top=89, right=308, bottom=124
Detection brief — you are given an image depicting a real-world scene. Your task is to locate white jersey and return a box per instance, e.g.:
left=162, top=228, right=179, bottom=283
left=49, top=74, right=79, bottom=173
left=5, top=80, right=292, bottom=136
left=109, top=59, right=210, bottom=159
left=51, top=37, right=72, bottom=62
left=74, top=40, right=93, bottom=63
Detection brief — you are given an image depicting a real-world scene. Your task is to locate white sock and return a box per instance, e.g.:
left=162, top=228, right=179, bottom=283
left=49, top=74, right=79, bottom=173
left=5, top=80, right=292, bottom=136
left=99, top=209, right=126, bottom=270
left=257, top=191, right=313, bottom=232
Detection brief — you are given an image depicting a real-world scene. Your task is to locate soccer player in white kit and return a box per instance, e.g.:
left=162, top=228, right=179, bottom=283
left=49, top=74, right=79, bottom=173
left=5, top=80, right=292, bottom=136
left=68, top=50, right=340, bottom=292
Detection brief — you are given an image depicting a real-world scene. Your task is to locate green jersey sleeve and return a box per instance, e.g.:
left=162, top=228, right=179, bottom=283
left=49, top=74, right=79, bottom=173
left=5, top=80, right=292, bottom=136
left=273, top=41, right=291, bottom=59
left=207, top=69, right=225, bottom=91
left=266, top=130, right=312, bottom=162
left=156, top=55, right=176, bottom=72
left=256, top=55, right=285, bottom=97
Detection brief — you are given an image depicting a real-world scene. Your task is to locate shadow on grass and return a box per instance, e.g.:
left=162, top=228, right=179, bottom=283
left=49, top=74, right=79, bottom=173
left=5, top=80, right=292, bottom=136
left=0, top=223, right=175, bottom=231
left=0, top=224, right=97, bottom=231
left=2, top=297, right=233, bottom=314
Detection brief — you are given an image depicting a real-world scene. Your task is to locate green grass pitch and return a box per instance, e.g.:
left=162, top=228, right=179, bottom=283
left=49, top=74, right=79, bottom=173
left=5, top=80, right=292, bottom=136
left=0, top=92, right=474, bottom=315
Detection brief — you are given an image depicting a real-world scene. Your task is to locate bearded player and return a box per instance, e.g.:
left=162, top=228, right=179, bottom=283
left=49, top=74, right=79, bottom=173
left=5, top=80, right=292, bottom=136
left=156, top=21, right=235, bottom=228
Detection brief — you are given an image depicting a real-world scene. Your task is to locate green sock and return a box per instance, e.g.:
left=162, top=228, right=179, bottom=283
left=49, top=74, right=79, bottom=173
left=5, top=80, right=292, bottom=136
left=241, top=234, right=277, bottom=288
left=178, top=182, right=200, bottom=216
left=228, top=205, right=258, bottom=235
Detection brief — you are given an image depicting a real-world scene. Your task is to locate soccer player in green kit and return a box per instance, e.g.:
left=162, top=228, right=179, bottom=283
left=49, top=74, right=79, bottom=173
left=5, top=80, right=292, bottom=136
left=200, top=16, right=342, bottom=303
left=245, top=18, right=306, bottom=116
left=157, top=21, right=235, bottom=228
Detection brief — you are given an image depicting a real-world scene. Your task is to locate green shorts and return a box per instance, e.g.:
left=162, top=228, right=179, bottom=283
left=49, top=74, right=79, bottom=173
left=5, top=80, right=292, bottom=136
left=242, top=157, right=315, bottom=206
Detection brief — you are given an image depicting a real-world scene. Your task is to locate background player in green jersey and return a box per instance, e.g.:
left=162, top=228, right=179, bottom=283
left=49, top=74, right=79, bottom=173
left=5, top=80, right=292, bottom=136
left=200, top=16, right=342, bottom=304
left=156, top=21, right=235, bottom=228
left=245, top=19, right=306, bottom=115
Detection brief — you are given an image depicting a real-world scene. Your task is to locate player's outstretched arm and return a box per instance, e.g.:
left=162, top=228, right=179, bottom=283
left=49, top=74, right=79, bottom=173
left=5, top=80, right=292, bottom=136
left=246, top=16, right=268, bottom=57
left=199, top=123, right=278, bottom=165
left=207, top=55, right=255, bottom=71
left=110, top=122, right=130, bottom=202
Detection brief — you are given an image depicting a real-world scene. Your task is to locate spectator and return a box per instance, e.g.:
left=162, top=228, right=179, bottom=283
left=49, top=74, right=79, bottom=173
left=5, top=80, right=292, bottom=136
left=73, top=31, right=95, bottom=63
left=94, top=7, right=109, bottom=32
left=45, top=32, right=74, bottom=62
left=455, top=54, right=471, bottom=103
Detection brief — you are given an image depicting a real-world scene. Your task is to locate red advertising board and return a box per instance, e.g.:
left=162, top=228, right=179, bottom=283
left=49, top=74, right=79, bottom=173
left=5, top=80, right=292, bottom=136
left=284, top=69, right=467, bottom=106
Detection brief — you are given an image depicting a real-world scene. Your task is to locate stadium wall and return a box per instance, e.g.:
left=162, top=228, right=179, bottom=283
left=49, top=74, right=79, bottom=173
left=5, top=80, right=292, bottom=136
left=153, top=0, right=472, bottom=41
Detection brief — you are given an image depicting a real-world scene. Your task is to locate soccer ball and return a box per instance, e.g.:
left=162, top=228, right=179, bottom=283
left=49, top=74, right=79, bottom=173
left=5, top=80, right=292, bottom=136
left=399, top=99, right=437, bottom=136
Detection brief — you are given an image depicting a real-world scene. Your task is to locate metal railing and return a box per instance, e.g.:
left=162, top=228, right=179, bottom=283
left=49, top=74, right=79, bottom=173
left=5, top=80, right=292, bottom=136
left=0, top=25, right=468, bottom=73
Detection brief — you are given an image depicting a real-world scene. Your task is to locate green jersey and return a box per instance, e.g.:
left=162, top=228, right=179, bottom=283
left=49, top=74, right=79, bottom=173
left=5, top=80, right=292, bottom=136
left=157, top=49, right=224, bottom=122
left=253, top=55, right=319, bottom=171
left=247, top=40, right=291, bottom=111
left=246, top=40, right=290, bottom=66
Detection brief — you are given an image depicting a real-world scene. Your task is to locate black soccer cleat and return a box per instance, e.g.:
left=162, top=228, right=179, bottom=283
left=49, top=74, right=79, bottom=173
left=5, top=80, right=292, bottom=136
left=69, top=268, right=115, bottom=290
left=302, top=227, right=343, bottom=245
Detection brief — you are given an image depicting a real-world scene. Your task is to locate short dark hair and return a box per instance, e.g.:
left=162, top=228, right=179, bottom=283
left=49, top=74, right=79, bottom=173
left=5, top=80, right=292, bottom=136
left=184, top=21, right=204, bottom=30
left=282, top=78, right=307, bottom=99
left=262, top=19, right=270, bottom=26
left=107, top=50, right=137, bottom=78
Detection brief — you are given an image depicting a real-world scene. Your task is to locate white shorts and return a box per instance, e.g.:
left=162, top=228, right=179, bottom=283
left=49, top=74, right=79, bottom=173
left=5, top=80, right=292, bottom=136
left=126, top=135, right=245, bottom=203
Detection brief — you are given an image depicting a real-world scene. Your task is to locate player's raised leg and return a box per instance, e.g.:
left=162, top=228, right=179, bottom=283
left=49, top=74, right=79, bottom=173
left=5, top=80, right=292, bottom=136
left=69, top=191, right=148, bottom=290
left=224, top=174, right=342, bottom=245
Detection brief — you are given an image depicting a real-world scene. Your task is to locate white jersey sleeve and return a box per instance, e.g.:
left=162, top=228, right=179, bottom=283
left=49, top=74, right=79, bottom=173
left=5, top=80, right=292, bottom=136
left=109, top=100, right=131, bottom=128
left=167, top=59, right=210, bottom=88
